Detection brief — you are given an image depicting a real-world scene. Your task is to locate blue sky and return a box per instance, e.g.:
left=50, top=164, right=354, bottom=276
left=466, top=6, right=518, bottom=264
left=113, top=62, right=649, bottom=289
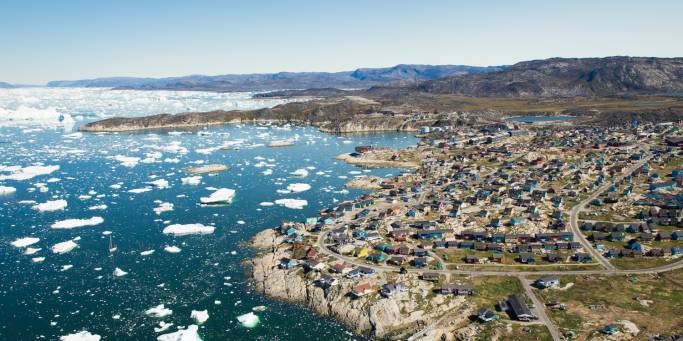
left=1, top=0, right=682, bottom=84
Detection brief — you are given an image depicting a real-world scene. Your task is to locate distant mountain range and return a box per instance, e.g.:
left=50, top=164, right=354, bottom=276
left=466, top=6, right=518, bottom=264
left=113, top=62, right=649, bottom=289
left=46, top=64, right=506, bottom=92
left=0, top=81, right=14, bottom=89
left=417, top=56, right=683, bottom=97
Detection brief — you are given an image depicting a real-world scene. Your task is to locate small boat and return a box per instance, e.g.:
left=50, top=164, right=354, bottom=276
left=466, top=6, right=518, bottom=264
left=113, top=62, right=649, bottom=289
left=108, top=235, right=117, bottom=254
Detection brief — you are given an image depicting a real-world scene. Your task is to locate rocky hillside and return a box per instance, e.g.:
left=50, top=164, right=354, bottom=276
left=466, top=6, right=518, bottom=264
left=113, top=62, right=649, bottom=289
left=418, top=57, right=683, bottom=97
left=47, top=64, right=501, bottom=92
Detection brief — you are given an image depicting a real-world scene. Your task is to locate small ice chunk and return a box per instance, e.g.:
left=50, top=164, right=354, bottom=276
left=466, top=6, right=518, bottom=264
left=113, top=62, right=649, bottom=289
left=156, top=325, right=201, bottom=341
left=200, top=188, right=235, bottom=204
left=259, top=202, right=274, bottom=206
left=113, top=268, right=128, bottom=277
left=286, top=183, right=311, bottom=193
left=153, top=202, right=174, bottom=215
left=128, top=187, right=152, bottom=194
left=59, top=331, right=101, bottom=341
left=154, top=321, right=174, bottom=333
left=145, top=304, right=172, bottom=318
left=290, top=168, right=309, bottom=177
left=181, top=176, right=202, bottom=186
left=25, top=247, right=41, bottom=255
left=148, top=179, right=169, bottom=189
left=51, top=217, right=104, bottom=229
left=162, top=223, right=215, bottom=236
left=88, top=204, right=108, bottom=211
left=32, top=257, right=45, bottom=263
left=190, top=310, right=209, bottom=324
left=237, top=312, right=260, bottom=328
left=11, top=237, right=40, bottom=248
left=274, top=198, right=308, bottom=209
left=0, top=186, right=16, bottom=195
left=52, top=240, right=78, bottom=254
left=164, top=245, right=182, bottom=253
left=140, top=249, right=155, bottom=256
left=33, top=199, right=68, bottom=212
left=114, top=155, right=140, bottom=168
left=61, top=264, right=73, bottom=271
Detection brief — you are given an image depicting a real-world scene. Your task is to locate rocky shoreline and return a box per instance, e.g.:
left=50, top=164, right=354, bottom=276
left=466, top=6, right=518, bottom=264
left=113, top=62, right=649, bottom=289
left=246, top=229, right=472, bottom=340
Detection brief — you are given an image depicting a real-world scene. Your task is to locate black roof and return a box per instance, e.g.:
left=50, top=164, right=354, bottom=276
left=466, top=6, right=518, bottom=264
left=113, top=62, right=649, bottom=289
left=507, top=294, right=533, bottom=318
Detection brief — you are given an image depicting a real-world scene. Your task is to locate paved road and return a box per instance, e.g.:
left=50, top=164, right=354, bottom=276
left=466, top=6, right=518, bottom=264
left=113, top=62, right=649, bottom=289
left=521, top=278, right=562, bottom=341
left=567, top=147, right=652, bottom=271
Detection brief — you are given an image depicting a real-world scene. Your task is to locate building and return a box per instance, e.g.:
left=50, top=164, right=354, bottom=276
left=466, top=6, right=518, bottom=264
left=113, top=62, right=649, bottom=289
left=503, top=294, right=536, bottom=321
left=534, top=276, right=560, bottom=289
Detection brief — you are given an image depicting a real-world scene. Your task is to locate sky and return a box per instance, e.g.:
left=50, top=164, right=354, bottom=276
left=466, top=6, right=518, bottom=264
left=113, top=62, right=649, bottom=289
left=1, top=0, right=682, bottom=84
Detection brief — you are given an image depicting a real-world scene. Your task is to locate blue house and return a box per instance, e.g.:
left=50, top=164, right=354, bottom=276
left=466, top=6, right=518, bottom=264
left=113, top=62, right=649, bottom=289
left=627, top=240, right=642, bottom=251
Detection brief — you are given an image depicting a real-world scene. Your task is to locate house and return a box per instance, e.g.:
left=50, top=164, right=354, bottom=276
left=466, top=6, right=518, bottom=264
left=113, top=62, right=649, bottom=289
left=279, top=258, right=297, bottom=269
left=503, top=294, right=536, bottom=321
left=331, top=262, right=353, bottom=274
left=351, top=283, right=374, bottom=298
left=387, top=256, right=406, bottom=266
left=421, top=272, right=441, bottom=282
left=545, top=253, right=562, bottom=263
left=380, top=283, right=406, bottom=297
left=303, top=260, right=327, bottom=272
left=572, top=253, right=592, bottom=263
left=476, top=308, right=497, bottom=322
left=439, top=284, right=475, bottom=296
left=317, top=275, right=339, bottom=288
left=534, top=276, right=560, bottom=289
left=518, top=255, right=535, bottom=264
left=465, top=255, right=479, bottom=264
left=411, top=257, right=428, bottom=267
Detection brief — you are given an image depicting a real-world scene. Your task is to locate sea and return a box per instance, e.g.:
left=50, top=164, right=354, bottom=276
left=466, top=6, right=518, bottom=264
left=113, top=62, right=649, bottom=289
left=0, top=88, right=418, bottom=340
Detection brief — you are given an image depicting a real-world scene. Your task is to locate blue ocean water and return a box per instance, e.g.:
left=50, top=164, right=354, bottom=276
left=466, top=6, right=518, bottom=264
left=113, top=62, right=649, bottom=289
left=0, top=92, right=418, bottom=340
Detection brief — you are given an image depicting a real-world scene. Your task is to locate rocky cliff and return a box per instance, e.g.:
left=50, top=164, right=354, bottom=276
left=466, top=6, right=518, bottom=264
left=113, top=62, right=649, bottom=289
left=246, top=229, right=470, bottom=340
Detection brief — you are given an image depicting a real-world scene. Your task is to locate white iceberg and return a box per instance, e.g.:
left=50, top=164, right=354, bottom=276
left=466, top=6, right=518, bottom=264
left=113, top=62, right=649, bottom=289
left=156, top=325, right=201, bottom=341
left=164, top=245, right=182, bottom=253
left=181, top=176, right=202, bottom=186
left=140, top=249, right=155, bottom=256
left=11, top=237, right=40, bottom=248
left=88, top=204, right=108, bottom=211
left=59, top=330, right=101, bottom=341
left=163, top=223, right=215, bottom=236
left=128, top=187, right=152, bottom=194
left=0, top=186, right=16, bottom=195
left=274, top=198, right=308, bottom=209
left=114, top=155, right=140, bottom=168
left=200, top=188, right=235, bottom=204
left=33, top=199, right=68, bottom=212
left=154, top=321, right=174, bottom=333
left=0, top=165, right=59, bottom=181
left=190, top=309, right=209, bottom=324
left=113, top=267, right=128, bottom=277
left=237, top=312, right=260, bottom=328
left=32, top=257, right=45, bottom=263
left=148, top=179, right=170, bottom=189
left=51, top=217, right=104, bottom=229
left=154, top=202, right=174, bottom=215
left=52, top=240, right=78, bottom=254
left=290, top=168, right=309, bottom=177
left=286, top=183, right=311, bottom=193
left=25, top=247, right=41, bottom=255
left=145, top=304, right=173, bottom=318
left=0, top=106, right=75, bottom=130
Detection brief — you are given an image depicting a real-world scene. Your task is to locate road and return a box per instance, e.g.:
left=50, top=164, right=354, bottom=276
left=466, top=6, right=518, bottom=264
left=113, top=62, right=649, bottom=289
left=521, top=277, right=562, bottom=341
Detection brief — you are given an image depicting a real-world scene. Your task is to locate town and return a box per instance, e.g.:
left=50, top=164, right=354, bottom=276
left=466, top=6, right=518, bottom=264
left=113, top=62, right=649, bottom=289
left=250, top=118, right=683, bottom=341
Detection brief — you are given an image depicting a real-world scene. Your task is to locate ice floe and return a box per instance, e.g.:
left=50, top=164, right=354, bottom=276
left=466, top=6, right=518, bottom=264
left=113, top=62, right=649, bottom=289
left=52, top=240, right=78, bottom=254
left=162, top=223, right=215, bottom=236
left=11, top=237, right=40, bottom=248
left=154, top=321, right=174, bottom=333
left=0, top=165, right=59, bottom=181
left=25, top=247, right=41, bottom=255
left=274, top=198, right=308, bottom=209
left=113, top=267, right=128, bottom=277
left=290, top=168, right=309, bottom=177
left=285, top=183, right=311, bottom=193
left=156, top=325, right=201, bottom=341
left=237, top=312, right=260, bottom=328
left=51, top=217, right=104, bottom=229
left=32, top=257, right=45, bottom=263
left=140, top=249, right=155, bottom=256
left=190, top=309, right=209, bottom=324
left=0, top=185, right=16, bottom=195
left=145, top=304, right=173, bottom=318
left=148, top=179, right=170, bottom=189
left=154, top=202, right=174, bottom=215
left=58, top=330, right=101, bottom=341
left=113, top=155, right=140, bottom=168
left=200, top=188, right=235, bottom=204
left=128, top=187, right=152, bottom=194
left=32, top=199, right=68, bottom=212
left=181, top=176, right=202, bottom=186
left=164, top=245, right=182, bottom=253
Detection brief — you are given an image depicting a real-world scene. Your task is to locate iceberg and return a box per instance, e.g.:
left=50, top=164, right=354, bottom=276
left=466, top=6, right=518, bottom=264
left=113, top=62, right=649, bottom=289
left=181, top=176, right=202, bottom=186
left=25, top=247, right=41, bottom=255
left=200, top=188, right=235, bottom=204
left=286, top=183, right=311, bottom=193
left=154, top=202, right=174, bottom=215
left=128, top=187, right=152, bottom=194
left=140, top=249, right=155, bottom=256
left=113, top=267, right=128, bottom=277
left=145, top=304, right=173, bottom=318
left=163, top=223, right=215, bottom=236
left=0, top=106, right=75, bottom=130
left=51, top=217, right=104, bottom=229
left=0, top=165, right=59, bottom=181
left=59, top=330, right=101, bottom=341
left=190, top=309, right=209, bottom=324
left=32, top=257, right=45, bottom=263
left=274, top=198, right=308, bottom=209
left=154, top=321, right=174, bottom=333
left=164, top=245, right=182, bottom=253
left=156, top=325, right=202, bottom=341
left=0, top=185, right=16, bottom=195
left=11, top=237, right=40, bottom=248
left=148, top=179, right=170, bottom=189
left=113, top=155, right=140, bottom=168
left=33, top=199, right=68, bottom=212
left=290, top=168, right=309, bottom=177
left=237, top=312, right=260, bottom=328
left=52, top=240, right=78, bottom=254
